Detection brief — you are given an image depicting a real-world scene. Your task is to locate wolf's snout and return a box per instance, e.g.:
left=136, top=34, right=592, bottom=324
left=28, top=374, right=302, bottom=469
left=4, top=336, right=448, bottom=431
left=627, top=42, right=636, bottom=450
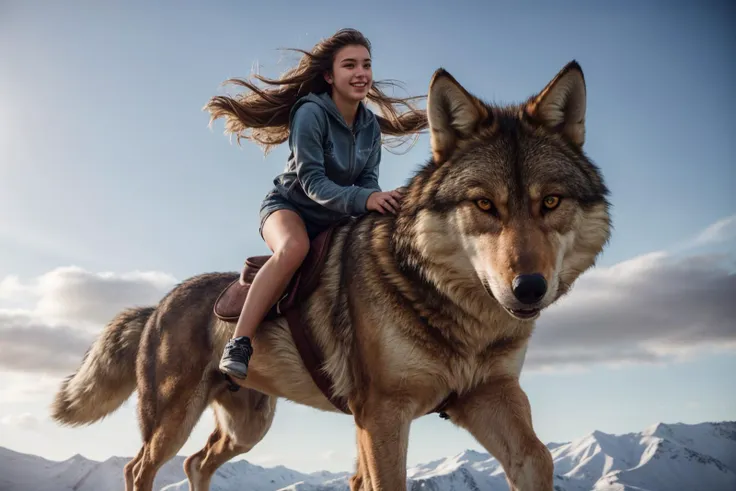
left=511, top=274, right=547, bottom=305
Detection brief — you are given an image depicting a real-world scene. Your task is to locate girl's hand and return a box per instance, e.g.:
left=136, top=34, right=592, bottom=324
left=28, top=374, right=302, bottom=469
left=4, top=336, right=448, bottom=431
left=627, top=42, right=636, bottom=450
left=366, top=188, right=403, bottom=215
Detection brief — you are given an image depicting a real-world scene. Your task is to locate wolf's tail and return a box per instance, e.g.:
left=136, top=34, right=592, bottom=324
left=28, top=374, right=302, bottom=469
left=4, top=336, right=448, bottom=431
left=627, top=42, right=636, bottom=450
left=50, top=306, right=155, bottom=426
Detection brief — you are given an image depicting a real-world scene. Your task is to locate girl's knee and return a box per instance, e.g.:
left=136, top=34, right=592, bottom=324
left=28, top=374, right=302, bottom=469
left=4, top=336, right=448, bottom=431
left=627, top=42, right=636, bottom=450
left=274, top=237, right=309, bottom=270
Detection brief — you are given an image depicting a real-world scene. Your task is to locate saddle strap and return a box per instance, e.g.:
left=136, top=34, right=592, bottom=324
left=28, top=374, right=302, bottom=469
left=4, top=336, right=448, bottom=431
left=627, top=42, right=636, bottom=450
left=430, top=391, right=458, bottom=419
left=284, top=307, right=352, bottom=414
left=282, top=305, right=457, bottom=419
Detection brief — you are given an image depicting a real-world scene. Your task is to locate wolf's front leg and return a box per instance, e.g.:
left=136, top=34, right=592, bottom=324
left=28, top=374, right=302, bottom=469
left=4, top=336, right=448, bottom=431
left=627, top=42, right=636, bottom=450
left=349, top=426, right=372, bottom=491
left=353, top=397, right=410, bottom=491
left=446, top=376, right=553, bottom=491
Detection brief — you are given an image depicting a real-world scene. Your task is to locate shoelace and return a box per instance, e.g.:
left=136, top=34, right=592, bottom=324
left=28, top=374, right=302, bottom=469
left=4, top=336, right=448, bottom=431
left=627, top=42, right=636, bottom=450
left=227, top=340, right=252, bottom=360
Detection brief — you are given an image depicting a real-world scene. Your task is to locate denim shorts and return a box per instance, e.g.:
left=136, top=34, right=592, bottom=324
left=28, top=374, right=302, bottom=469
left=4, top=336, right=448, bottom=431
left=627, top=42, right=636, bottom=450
left=258, top=191, right=327, bottom=241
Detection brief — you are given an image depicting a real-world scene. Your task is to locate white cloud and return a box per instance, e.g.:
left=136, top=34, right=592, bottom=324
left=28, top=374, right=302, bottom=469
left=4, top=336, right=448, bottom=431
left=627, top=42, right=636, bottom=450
left=0, top=266, right=177, bottom=386
left=0, top=372, right=63, bottom=404
left=0, top=312, right=95, bottom=373
left=32, top=266, right=176, bottom=326
left=0, top=275, right=32, bottom=301
left=0, top=214, right=734, bottom=389
left=527, top=249, right=736, bottom=371
left=0, top=412, right=40, bottom=431
left=691, top=214, right=736, bottom=247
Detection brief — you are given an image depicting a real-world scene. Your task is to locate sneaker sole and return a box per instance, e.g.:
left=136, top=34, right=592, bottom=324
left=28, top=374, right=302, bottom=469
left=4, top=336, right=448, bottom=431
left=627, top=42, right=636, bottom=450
left=219, top=363, right=248, bottom=379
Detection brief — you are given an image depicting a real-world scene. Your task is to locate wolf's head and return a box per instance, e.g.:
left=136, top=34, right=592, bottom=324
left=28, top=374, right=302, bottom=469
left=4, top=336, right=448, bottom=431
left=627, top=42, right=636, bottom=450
left=400, top=61, right=611, bottom=322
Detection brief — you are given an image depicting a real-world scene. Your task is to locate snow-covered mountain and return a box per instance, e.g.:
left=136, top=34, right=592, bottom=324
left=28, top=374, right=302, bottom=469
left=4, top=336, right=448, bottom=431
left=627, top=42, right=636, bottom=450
left=1, top=421, right=734, bottom=491
left=0, top=449, right=350, bottom=491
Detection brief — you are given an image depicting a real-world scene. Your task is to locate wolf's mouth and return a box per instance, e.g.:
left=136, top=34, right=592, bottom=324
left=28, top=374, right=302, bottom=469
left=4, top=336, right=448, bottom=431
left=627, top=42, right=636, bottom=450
left=505, top=307, right=540, bottom=321
left=481, top=279, right=495, bottom=299
left=481, top=278, right=541, bottom=321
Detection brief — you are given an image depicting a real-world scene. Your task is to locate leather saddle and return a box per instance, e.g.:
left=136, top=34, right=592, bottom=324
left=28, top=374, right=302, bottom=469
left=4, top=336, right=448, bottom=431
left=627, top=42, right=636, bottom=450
left=213, top=219, right=456, bottom=419
left=214, top=221, right=336, bottom=324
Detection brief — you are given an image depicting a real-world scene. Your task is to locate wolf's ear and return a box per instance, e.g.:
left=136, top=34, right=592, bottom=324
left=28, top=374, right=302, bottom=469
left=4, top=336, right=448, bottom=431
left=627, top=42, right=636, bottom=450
left=427, top=68, right=488, bottom=165
left=525, top=61, right=586, bottom=147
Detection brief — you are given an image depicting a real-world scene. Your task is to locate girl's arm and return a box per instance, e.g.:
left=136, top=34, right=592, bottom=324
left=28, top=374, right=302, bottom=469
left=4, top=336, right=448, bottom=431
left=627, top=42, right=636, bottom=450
left=353, top=126, right=382, bottom=194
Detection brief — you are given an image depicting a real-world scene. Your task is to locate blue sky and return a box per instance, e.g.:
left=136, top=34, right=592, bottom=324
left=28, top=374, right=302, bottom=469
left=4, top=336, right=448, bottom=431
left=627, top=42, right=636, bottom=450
left=1, top=0, right=734, bottom=475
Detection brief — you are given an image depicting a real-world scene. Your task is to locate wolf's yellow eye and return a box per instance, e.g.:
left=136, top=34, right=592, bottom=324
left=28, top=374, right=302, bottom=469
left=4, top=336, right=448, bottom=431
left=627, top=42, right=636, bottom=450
left=542, top=195, right=561, bottom=210
left=476, top=199, right=493, bottom=211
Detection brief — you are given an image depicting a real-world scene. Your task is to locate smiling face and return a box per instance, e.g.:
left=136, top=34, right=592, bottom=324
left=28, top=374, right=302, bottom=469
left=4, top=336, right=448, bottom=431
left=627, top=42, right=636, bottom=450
left=402, top=62, right=611, bottom=322
left=325, top=44, right=372, bottom=104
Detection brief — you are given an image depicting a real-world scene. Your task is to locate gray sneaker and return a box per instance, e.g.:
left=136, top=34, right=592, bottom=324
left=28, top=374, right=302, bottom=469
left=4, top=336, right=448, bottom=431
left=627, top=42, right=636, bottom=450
left=219, top=336, right=253, bottom=379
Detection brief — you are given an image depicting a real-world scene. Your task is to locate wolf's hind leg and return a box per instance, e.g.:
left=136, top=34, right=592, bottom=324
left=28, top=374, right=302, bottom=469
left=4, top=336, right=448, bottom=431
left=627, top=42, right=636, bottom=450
left=184, top=387, right=277, bottom=491
left=123, top=446, right=143, bottom=491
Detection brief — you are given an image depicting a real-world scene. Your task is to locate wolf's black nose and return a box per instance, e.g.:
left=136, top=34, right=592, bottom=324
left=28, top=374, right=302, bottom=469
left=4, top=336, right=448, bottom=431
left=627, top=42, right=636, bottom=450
left=512, top=274, right=547, bottom=305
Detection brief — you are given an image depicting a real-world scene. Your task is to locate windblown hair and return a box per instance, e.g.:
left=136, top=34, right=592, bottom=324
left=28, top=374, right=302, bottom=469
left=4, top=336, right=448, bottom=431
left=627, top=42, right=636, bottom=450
left=203, top=28, right=428, bottom=154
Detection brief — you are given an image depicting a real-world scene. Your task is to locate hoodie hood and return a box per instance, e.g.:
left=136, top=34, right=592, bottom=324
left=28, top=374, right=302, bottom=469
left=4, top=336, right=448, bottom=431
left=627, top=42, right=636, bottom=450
left=289, top=91, right=375, bottom=133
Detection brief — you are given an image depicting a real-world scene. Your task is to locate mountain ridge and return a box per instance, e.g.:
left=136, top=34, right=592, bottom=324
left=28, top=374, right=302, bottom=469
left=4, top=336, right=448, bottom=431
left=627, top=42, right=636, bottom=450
left=1, top=421, right=734, bottom=491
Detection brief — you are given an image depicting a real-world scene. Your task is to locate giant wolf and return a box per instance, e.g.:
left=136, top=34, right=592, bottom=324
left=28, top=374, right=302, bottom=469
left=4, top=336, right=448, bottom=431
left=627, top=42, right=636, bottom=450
left=51, top=61, right=611, bottom=491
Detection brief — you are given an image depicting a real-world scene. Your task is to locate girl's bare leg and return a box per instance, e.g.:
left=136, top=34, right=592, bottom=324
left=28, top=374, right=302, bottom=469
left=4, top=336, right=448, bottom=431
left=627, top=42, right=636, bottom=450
left=219, top=210, right=310, bottom=378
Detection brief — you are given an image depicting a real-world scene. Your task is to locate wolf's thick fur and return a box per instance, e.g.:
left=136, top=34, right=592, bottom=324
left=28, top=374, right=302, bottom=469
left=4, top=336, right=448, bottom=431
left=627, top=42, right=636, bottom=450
left=51, top=62, right=611, bottom=491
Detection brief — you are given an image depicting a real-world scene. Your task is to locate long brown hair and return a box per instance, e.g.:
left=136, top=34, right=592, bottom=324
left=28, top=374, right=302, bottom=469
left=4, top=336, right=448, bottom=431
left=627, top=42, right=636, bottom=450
left=203, top=28, right=428, bottom=154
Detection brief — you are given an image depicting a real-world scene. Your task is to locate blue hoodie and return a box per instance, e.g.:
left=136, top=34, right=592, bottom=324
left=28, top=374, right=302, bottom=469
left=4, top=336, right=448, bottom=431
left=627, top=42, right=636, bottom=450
left=270, top=91, right=382, bottom=227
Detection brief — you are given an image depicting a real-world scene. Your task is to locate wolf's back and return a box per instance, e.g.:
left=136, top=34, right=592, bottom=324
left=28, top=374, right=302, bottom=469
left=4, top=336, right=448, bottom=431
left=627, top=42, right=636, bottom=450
left=50, top=306, right=155, bottom=426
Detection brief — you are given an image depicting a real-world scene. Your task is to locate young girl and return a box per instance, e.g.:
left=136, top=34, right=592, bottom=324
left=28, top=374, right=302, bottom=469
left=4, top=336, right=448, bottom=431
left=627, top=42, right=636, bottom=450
left=204, top=28, right=427, bottom=380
